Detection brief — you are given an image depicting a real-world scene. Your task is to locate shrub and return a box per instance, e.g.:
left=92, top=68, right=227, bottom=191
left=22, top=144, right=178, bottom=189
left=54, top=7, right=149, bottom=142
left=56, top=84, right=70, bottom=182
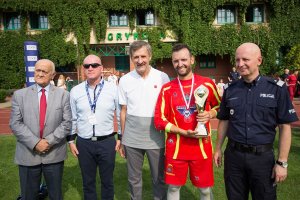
left=6, top=89, right=16, bottom=97
left=0, top=89, right=7, bottom=103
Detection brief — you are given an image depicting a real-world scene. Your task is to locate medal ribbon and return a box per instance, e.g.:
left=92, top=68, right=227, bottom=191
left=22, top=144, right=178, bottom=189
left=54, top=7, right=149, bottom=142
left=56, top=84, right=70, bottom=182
left=177, top=74, right=194, bottom=110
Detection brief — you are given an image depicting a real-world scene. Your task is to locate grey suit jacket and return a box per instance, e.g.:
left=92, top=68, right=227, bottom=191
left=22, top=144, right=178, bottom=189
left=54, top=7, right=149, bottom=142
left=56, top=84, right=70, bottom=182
left=10, top=84, right=72, bottom=166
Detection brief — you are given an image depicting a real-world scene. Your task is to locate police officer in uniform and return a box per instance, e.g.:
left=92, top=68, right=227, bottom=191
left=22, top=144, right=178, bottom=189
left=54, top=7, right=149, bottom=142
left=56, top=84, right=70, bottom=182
left=214, top=43, right=298, bottom=200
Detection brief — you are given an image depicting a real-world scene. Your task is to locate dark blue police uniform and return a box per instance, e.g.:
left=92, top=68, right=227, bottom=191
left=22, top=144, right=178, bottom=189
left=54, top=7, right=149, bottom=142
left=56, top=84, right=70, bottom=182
left=217, top=75, right=298, bottom=200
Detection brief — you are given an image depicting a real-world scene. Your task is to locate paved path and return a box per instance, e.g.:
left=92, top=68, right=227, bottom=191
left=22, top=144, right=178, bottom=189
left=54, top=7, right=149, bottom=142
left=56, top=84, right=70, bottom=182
left=1, top=100, right=300, bottom=135
left=0, top=108, right=11, bottom=135
left=0, top=101, right=119, bottom=135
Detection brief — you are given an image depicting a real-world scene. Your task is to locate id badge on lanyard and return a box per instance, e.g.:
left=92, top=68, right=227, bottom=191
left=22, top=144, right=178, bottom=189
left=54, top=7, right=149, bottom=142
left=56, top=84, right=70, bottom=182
left=85, top=81, right=104, bottom=125
left=88, top=112, right=98, bottom=125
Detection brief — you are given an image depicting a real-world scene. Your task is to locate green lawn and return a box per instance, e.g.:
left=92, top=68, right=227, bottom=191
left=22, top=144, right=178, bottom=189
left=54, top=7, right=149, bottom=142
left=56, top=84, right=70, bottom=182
left=1, top=130, right=300, bottom=200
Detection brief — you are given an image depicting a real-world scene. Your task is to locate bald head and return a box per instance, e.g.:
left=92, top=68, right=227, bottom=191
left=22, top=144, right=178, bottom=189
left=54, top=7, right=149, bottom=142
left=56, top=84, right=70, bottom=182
left=34, top=59, right=56, bottom=87
left=236, top=43, right=262, bottom=58
left=235, top=43, right=262, bottom=82
left=35, top=59, right=55, bottom=73
left=82, top=54, right=103, bottom=85
left=83, top=55, right=102, bottom=65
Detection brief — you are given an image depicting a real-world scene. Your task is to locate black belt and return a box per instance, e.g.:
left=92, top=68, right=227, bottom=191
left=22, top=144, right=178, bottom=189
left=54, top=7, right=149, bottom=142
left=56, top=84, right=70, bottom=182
left=87, top=133, right=116, bottom=141
left=228, top=139, right=273, bottom=154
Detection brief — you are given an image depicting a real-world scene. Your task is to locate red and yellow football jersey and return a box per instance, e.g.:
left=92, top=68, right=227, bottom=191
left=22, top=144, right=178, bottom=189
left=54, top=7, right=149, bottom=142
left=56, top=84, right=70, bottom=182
left=154, top=74, right=221, bottom=160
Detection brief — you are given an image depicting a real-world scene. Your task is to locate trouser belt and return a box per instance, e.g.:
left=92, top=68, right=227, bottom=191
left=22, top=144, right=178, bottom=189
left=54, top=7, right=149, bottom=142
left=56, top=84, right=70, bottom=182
left=87, top=132, right=116, bottom=141
left=228, top=139, right=273, bottom=154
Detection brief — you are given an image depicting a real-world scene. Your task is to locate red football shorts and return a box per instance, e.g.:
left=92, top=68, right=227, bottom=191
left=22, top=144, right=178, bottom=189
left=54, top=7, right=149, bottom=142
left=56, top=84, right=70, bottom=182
left=165, top=157, right=214, bottom=188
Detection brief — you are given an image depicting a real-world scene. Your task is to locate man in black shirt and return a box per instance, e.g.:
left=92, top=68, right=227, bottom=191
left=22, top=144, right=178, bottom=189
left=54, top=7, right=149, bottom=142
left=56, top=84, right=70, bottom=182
left=228, top=67, right=240, bottom=83
left=280, top=68, right=289, bottom=83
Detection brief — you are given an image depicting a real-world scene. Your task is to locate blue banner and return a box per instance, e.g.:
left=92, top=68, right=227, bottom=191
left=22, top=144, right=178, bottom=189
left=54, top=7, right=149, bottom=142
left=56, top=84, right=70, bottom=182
left=24, top=41, right=39, bottom=87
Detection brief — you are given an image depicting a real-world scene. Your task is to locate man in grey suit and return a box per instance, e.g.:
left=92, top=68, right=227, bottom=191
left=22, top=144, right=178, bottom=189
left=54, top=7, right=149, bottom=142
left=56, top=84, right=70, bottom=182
left=10, top=59, right=72, bottom=200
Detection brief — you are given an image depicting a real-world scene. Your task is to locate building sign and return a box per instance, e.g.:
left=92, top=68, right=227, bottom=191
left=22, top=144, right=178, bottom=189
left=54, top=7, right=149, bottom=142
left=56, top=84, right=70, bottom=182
left=107, top=32, right=166, bottom=41
left=24, top=41, right=39, bottom=87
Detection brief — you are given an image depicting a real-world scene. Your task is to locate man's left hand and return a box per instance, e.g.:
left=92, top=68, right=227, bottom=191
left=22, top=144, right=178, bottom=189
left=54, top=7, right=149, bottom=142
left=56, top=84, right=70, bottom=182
left=115, top=140, right=121, bottom=151
left=117, top=143, right=125, bottom=158
left=35, top=139, right=50, bottom=153
left=272, top=164, right=288, bottom=183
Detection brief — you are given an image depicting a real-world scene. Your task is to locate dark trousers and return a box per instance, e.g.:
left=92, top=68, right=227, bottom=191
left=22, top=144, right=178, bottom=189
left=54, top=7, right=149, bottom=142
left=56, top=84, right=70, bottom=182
left=19, top=161, right=64, bottom=200
left=224, top=144, right=276, bottom=200
left=77, top=136, right=116, bottom=200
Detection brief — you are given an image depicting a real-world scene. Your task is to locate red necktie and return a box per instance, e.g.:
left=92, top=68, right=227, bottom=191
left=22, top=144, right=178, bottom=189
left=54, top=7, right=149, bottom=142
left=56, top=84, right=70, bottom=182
left=39, top=88, right=47, bottom=138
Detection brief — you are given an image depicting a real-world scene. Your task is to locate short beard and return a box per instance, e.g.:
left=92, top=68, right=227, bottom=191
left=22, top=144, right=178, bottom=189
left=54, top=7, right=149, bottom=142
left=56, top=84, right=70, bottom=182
left=176, top=65, right=191, bottom=77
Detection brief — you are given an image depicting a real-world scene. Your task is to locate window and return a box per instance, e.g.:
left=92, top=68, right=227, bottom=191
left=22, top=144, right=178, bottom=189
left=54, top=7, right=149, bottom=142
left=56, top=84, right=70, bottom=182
left=246, top=4, right=264, bottom=23
left=4, top=12, right=21, bottom=30
left=137, top=10, right=155, bottom=26
left=109, top=12, right=128, bottom=27
left=30, top=13, right=48, bottom=29
left=110, top=14, right=119, bottom=26
left=115, top=55, right=130, bottom=71
left=199, top=55, right=216, bottom=69
left=217, top=6, right=236, bottom=24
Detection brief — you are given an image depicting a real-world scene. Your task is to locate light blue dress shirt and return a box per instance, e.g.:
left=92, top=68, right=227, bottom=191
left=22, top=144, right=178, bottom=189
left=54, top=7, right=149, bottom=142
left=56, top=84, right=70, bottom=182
left=37, top=84, right=50, bottom=106
left=70, top=80, right=120, bottom=139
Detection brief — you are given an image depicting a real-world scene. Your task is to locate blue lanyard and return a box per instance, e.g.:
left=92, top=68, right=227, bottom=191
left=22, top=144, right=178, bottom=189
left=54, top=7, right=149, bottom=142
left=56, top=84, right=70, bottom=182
left=85, top=80, right=104, bottom=113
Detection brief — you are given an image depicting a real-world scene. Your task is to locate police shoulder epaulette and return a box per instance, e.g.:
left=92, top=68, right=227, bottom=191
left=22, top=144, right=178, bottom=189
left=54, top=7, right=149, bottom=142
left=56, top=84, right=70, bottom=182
left=265, top=76, right=285, bottom=87
left=275, top=79, right=285, bottom=87
left=223, top=83, right=229, bottom=90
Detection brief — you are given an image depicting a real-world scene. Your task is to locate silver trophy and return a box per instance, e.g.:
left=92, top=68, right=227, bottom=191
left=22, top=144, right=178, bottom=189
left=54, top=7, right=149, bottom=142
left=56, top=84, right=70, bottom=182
left=194, top=85, right=209, bottom=136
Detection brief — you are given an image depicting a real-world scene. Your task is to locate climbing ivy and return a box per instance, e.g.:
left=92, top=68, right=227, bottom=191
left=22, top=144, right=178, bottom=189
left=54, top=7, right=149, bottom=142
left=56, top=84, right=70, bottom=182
left=0, top=0, right=300, bottom=88
left=285, top=44, right=300, bottom=70
left=0, top=31, right=26, bottom=89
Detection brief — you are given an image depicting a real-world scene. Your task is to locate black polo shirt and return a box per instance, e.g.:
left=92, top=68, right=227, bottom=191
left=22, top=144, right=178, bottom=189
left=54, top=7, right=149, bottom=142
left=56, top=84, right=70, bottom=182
left=217, top=75, right=298, bottom=145
left=229, top=71, right=240, bottom=81
left=280, top=73, right=289, bottom=81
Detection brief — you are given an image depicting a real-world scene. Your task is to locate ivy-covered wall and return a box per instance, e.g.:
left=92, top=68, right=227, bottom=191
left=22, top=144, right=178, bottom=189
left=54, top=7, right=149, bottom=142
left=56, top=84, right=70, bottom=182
left=0, top=0, right=300, bottom=89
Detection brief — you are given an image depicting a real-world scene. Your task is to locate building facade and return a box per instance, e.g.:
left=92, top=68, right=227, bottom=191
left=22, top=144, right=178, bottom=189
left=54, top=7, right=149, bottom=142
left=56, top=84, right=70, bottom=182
left=1, top=0, right=299, bottom=88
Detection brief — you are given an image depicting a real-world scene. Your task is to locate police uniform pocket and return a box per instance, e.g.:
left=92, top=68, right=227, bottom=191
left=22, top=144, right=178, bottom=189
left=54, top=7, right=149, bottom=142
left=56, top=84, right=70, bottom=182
left=256, top=98, right=277, bottom=120
left=226, top=99, right=242, bottom=119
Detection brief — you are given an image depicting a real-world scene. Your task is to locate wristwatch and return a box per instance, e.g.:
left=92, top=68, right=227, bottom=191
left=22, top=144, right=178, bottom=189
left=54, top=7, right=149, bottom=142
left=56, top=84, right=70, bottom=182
left=276, top=160, right=288, bottom=168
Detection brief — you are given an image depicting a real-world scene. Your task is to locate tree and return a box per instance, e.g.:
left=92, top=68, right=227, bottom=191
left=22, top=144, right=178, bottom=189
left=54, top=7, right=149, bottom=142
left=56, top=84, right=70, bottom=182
left=285, top=44, right=300, bottom=70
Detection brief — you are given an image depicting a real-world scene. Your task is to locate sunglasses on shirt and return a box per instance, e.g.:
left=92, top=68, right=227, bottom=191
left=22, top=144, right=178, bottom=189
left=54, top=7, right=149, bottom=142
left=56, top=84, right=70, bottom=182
left=83, top=63, right=102, bottom=69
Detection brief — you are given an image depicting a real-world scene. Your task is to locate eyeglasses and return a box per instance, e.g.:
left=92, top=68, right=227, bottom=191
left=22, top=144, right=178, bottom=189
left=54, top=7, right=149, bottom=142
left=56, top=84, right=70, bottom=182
left=83, top=63, right=102, bottom=69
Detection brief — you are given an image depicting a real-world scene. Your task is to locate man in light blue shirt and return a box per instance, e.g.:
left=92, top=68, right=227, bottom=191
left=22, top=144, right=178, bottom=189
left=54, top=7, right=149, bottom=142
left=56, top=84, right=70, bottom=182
left=68, top=54, right=121, bottom=200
